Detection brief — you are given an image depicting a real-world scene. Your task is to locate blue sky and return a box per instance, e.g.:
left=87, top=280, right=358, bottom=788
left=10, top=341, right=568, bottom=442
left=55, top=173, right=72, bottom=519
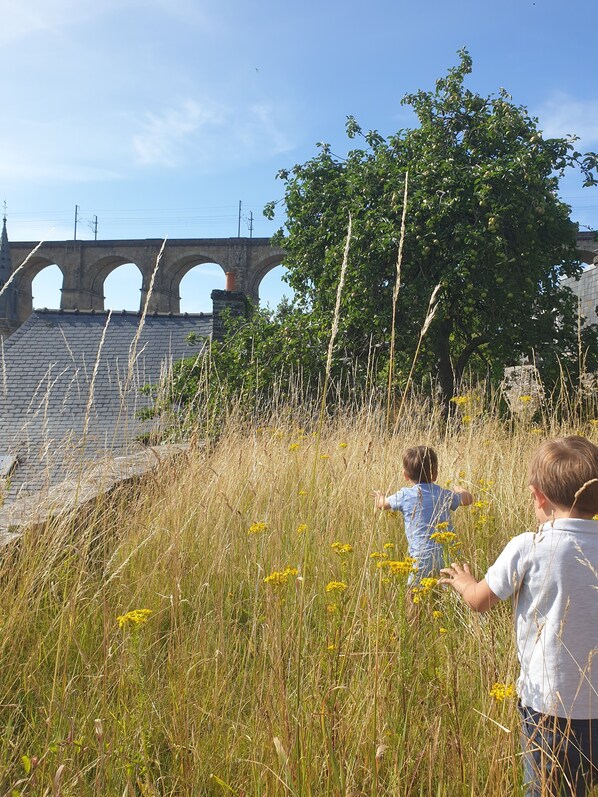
left=1, top=0, right=597, bottom=311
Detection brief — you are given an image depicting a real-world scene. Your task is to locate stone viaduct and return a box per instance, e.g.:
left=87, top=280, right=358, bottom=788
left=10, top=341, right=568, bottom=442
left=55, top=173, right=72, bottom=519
left=577, top=230, right=598, bottom=266
left=8, top=236, right=285, bottom=325
left=5, top=231, right=598, bottom=330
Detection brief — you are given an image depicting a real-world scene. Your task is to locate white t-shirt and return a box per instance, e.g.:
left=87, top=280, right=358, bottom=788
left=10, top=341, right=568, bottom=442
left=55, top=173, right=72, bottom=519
left=485, top=518, right=598, bottom=719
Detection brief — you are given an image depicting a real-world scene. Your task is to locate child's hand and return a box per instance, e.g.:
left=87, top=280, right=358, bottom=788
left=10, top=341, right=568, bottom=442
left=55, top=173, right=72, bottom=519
left=439, top=561, right=475, bottom=594
left=371, top=490, right=387, bottom=510
left=453, top=486, right=474, bottom=506
left=439, top=563, right=499, bottom=612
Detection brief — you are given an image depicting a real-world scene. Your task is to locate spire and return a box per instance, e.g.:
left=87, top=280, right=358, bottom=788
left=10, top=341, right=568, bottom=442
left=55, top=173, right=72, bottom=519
left=0, top=207, right=18, bottom=337
left=0, top=206, right=10, bottom=283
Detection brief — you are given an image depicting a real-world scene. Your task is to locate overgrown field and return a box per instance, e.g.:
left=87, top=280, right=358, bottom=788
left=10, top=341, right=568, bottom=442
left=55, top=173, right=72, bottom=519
left=2, top=404, right=597, bottom=796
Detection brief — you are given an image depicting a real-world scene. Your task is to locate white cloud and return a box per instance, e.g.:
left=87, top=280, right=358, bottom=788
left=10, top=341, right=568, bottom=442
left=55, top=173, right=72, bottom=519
left=246, top=104, right=294, bottom=155
left=0, top=0, right=211, bottom=45
left=535, top=92, right=598, bottom=147
left=132, top=100, right=225, bottom=167
left=0, top=0, right=107, bottom=44
left=132, top=99, right=294, bottom=169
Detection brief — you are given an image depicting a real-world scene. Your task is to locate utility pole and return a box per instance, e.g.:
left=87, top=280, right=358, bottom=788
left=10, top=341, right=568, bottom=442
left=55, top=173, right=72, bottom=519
left=93, top=215, right=98, bottom=240
left=248, top=211, right=254, bottom=239
left=74, top=204, right=79, bottom=240
left=237, top=200, right=242, bottom=237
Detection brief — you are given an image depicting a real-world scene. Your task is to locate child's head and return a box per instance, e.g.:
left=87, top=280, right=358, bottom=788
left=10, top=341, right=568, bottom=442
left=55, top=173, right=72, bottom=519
left=528, top=436, right=598, bottom=516
left=403, top=446, right=438, bottom=484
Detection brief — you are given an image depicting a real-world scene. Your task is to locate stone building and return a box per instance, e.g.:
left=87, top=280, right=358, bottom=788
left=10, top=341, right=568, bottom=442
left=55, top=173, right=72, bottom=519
left=561, top=260, right=598, bottom=326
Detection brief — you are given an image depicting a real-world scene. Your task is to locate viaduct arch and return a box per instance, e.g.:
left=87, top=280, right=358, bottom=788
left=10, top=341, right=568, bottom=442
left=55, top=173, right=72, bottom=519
left=7, top=232, right=598, bottom=328
left=9, top=237, right=285, bottom=324
left=576, top=230, right=598, bottom=266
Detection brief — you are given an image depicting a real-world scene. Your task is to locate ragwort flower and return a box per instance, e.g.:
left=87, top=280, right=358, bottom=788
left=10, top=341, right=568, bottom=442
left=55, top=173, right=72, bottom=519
left=248, top=521, right=268, bottom=535
left=330, top=541, right=353, bottom=555
left=117, top=609, right=152, bottom=629
left=489, top=682, right=516, bottom=701
left=325, top=581, right=347, bottom=593
left=264, top=566, right=298, bottom=588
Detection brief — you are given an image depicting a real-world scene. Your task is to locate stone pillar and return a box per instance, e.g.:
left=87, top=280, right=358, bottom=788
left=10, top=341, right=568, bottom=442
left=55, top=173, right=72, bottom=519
left=211, top=289, right=249, bottom=340
left=61, top=248, right=98, bottom=310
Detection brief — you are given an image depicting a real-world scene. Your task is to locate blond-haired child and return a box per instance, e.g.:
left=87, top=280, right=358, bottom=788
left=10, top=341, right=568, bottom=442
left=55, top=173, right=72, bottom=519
left=440, top=436, right=598, bottom=796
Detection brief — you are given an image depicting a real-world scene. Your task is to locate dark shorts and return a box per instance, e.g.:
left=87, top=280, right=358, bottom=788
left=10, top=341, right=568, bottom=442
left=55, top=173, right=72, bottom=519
left=519, top=704, right=598, bottom=797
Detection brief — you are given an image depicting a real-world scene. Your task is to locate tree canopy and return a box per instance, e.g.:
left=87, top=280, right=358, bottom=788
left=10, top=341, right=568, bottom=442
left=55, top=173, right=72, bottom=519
left=265, top=49, right=598, bottom=402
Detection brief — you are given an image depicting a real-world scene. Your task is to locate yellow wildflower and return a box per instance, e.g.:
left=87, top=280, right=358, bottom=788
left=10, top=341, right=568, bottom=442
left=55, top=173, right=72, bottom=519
left=263, top=566, right=298, bottom=588
left=383, top=542, right=395, bottom=550
left=297, top=523, right=308, bottom=534
left=117, top=609, right=152, bottom=629
left=519, top=395, right=532, bottom=403
left=450, top=396, right=470, bottom=406
left=298, top=489, right=307, bottom=496
left=320, top=454, right=330, bottom=460
left=326, top=603, right=339, bottom=614
left=433, top=610, right=443, bottom=619
left=430, top=530, right=458, bottom=545
left=248, top=521, right=268, bottom=535
left=326, top=581, right=347, bottom=593
left=370, top=551, right=388, bottom=560
left=411, top=577, right=438, bottom=604
left=378, top=558, right=418, bottom=576
left=339, top=442, right=348, bottom=449
left=330, top=541, right=353, bottom=555
left=439, top=627, right=448, bottom=634
left=489, top=682, right=516, bottom=701
left=288, top=442, right=301, bottom=451
left=435, top=521, right=450, bottom=530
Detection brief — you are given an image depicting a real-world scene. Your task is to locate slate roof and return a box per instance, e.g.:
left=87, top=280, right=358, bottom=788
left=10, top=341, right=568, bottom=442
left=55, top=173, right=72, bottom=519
left=0, top=310, right=211, bottom=500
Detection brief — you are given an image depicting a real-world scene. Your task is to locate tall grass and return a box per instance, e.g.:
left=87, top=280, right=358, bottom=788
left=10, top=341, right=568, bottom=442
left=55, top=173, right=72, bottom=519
left=2, top=396, right=597, bottom=796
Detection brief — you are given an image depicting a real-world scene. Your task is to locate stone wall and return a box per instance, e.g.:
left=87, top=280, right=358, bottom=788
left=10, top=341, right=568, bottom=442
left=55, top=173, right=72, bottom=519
left=562, top=263, right=598, bottom=326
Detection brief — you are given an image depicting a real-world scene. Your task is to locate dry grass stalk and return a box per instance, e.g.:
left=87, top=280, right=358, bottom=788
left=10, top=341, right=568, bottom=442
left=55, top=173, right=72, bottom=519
left=394, top=281, right=442, bottom=430
left=0, top=239, right=44, bottom=301
left=324, top=216, right=352, bottom=387
left=0, top=401, right=596, bottom=794
left=82, top=310, right=113, bottom=440
left=386, top=171, right=409, bottom=426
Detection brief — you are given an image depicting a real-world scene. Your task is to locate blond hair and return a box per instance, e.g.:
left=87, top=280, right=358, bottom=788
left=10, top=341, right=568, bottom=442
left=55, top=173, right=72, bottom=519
left=528, top=436, right=598, bottom=515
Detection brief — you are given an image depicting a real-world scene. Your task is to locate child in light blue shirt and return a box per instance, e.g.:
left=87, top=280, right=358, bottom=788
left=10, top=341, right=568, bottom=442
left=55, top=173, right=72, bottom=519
left=374, top=445, right=473, bottom=580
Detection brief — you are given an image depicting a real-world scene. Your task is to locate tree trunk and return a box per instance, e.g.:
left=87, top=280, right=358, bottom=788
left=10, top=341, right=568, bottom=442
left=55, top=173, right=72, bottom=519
left=432, top=320, right=455, bottom=415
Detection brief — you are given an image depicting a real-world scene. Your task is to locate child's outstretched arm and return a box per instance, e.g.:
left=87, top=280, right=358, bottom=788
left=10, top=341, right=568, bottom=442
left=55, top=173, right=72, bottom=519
left=372, top=490, right=392, bottom=510
left=439, top=562, right=499, bottom=612
left=453, top=486, right=474, bottom=506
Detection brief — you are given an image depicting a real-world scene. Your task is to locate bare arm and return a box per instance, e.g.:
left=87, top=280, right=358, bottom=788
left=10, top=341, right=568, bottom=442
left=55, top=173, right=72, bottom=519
left=454, top=486, right=474, bottom=507
left=372, top=490, right=392, bottom=510
left=439, top=562, right=500, bottom=612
